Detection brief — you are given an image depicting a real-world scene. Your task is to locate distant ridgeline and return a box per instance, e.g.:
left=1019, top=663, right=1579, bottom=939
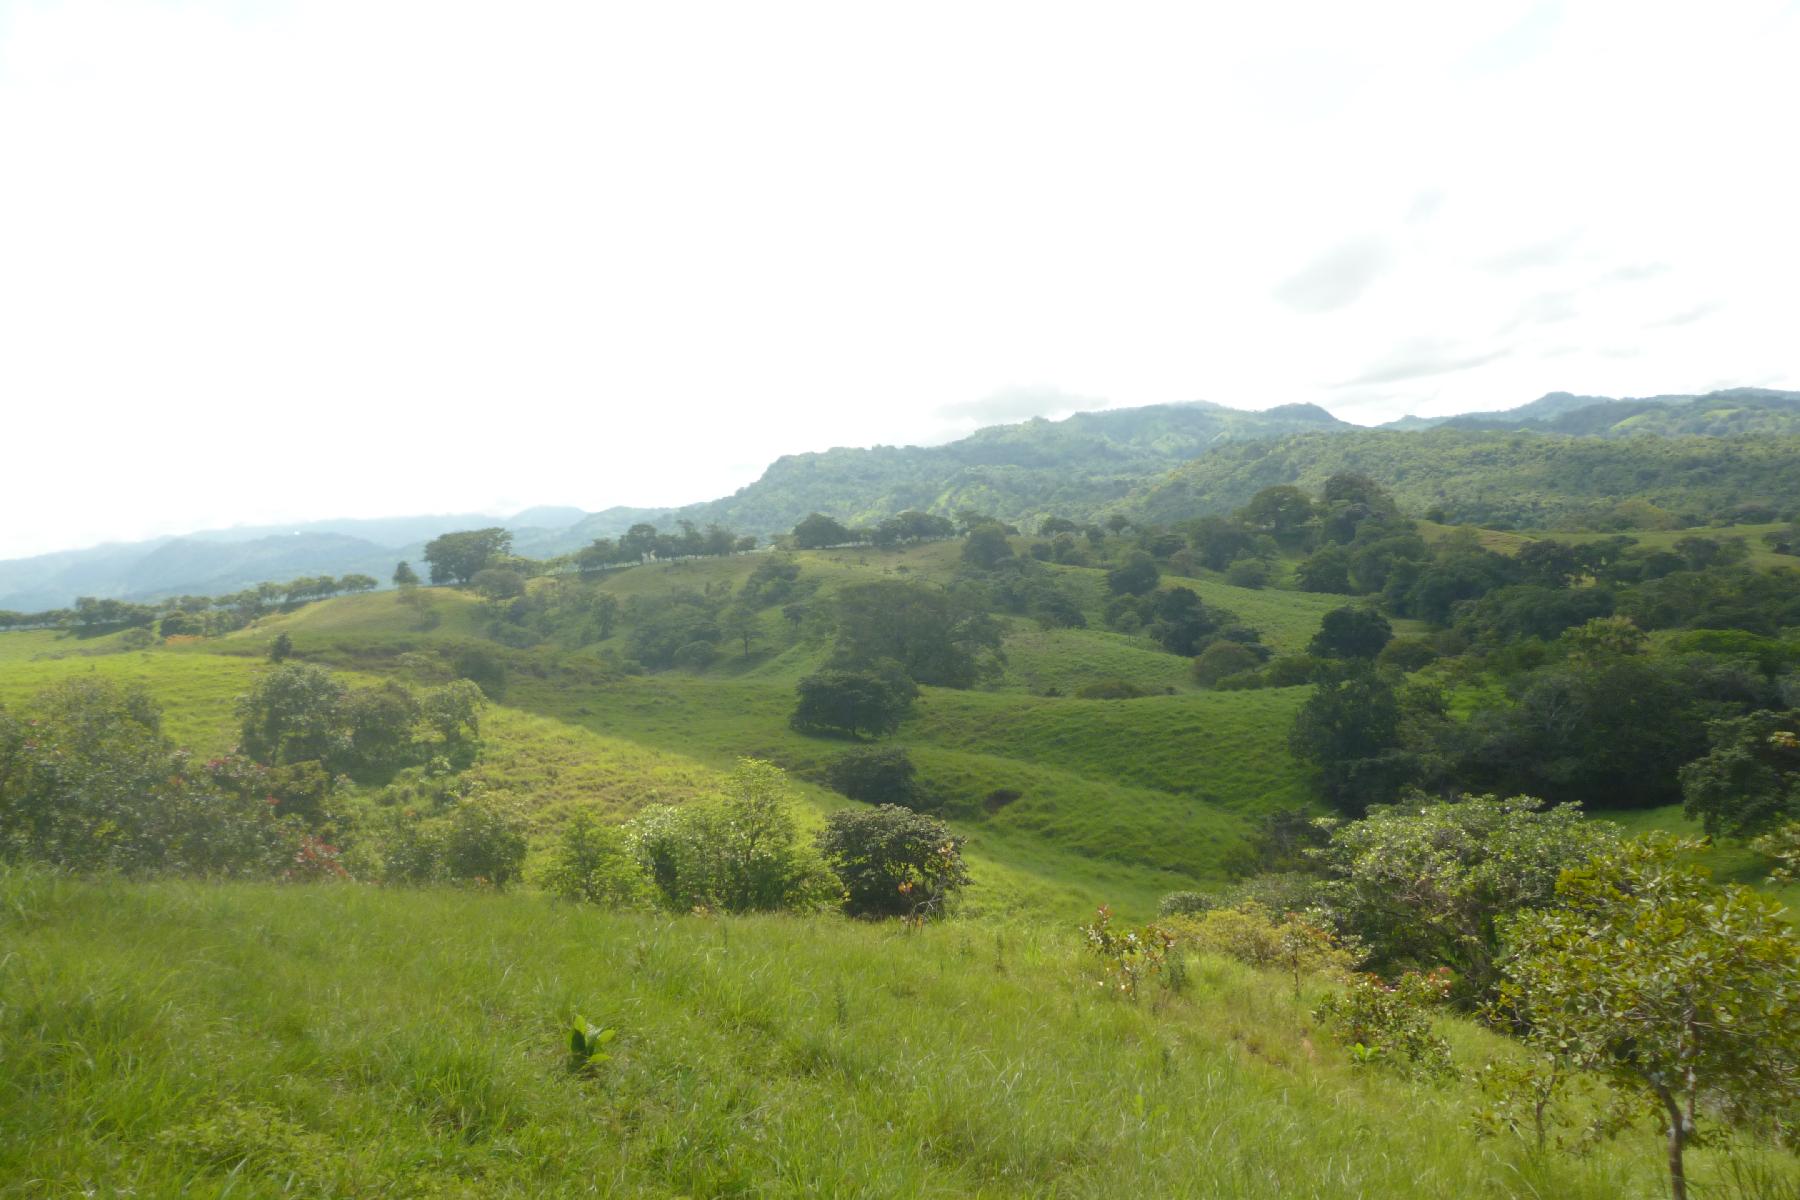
left=4, top=388, right=1799, bottom=609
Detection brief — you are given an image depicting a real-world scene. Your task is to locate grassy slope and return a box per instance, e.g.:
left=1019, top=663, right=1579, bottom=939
left=4, top=871, right=1760, bottom=1200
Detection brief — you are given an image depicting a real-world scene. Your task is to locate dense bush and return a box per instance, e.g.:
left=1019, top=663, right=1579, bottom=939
left=816, top=804, right=968, bottom=919
left=824, top=746, right=923, bottom=808
left=0, top=680, right=297, bottom=878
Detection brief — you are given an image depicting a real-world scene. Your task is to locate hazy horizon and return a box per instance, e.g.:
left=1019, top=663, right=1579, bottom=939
left=3, top=1, right=1795, bottom=559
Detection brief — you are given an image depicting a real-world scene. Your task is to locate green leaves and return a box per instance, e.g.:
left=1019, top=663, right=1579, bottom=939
left=568, top=1016, right=617, bottom=1073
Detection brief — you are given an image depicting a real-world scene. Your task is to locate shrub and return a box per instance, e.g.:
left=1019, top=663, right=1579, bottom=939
left=1157, top=890, right=1220, bottom=917
left=816, top=804, right=969, bottom=919
left=672, top=640, right=719, bottom=669
left=628, top=760, right=838, bottom=913
left=824, top=746, right=922, bottom=808
left=982, top=787, right=1022, bottom=812
left=1075, top=678, right=1148, bottom=700
left=540, top=812, right=647, bottom=907
left=1224, top=558, right=1271, bottom=588
left=1263, top=654, right=1320, bottom=687
left=1376, top=636, right=1439, bottom=673
left=1081, top=906, right=1175, bottom=999
left=791, top=669, right=914, bottom=738
left=1314, top=969, right=1454, bottom=1077
left=1193, top=640, right=1262, bottom=687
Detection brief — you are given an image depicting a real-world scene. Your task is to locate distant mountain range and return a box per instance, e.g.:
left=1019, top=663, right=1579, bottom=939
left=5, top=388, right=1798, bottom=611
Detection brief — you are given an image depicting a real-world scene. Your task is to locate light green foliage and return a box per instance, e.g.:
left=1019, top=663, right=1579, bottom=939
left=1496, top=836, right=1800, bottom=1200
left=1164, top=904, right=1358, bottom=998
left=378, top=792, right=529, bottom=889
left=1314, top=969, right=1454, bottom=1078
left=567, top=1016, right=617, bottom=1074
left=1081, top=905, right=1175, bottom=999
left=627, top=759, right=835, bottom=914
left=539, top=812, right=647, bottom=907
left=1313, top=795, right=1621, bottom=1001
left=3, top=871, right=1725, bottom=1198
left=1753, top=820, right=1800, bottom=883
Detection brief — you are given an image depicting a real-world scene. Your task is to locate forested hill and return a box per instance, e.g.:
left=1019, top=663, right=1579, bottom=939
left=1127, top=429, right=1800, bottom=530
left=1382, top=387, right=1800, bottom=437
left=555, top=401, right=1351, bottom=542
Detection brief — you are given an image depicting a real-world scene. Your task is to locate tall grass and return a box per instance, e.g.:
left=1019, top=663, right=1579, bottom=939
left=4, top=870, right=1760, bottom=1199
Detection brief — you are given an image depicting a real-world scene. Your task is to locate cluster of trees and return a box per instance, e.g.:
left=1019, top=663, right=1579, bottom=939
left=0, top=574, right=383, bottom=638
left=540, top=759, right=968, bottom=919
left=574, top=521, right=757, bottom=572
left=790, top=578, right=1005, bottom=738
left=1160, top=796, right=1799, bottom=1200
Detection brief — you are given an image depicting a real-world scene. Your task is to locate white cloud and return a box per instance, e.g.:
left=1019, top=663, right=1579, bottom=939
left=0, top=0, right=1795, bottom=557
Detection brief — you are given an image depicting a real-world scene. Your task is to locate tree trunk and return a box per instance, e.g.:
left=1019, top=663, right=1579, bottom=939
left=1657, top=1088, right=1688, bottom=1200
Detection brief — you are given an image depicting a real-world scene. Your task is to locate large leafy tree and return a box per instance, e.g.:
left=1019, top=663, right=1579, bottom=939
left=423, top=528, right=513, bottom=585
left=1679, top=710, right=1800, bottom=837
left=1308, top=605, right=1393, bottom=660
left=790, top=669, right=913, bottom=739
left=1288, top=667, right=1411, bottom=815
left=1313, top=794, right=1619, bottom=1001
left=1496, top=837, right=1800, bottom=1200
left=832, top=580, right=1000, bottom=689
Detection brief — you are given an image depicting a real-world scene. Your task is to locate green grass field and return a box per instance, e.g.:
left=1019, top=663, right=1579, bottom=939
left=8, top=869, right=1778, bottom=1200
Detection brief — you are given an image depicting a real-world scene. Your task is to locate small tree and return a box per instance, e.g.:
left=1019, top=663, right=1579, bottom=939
left=540, top=812, right=647, bottom=907
left=818, top=805, right=968, bottom=919
left=268, top=632, right=293, bottom=663
left=393, top=561, right=421, bottom=587
left=1496, top=836, right=1800, bottom=1200
left=960, top=524, right=1015, bottom=570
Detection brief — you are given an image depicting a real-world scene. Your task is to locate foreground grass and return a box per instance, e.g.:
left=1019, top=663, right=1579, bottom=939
left=4, top=872, right=1766, bottom=1200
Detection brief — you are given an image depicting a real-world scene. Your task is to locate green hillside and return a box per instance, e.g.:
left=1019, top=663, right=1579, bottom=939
left=2, top=870, right=1756, bottom=1200
left=1129, top=428, right=1800, bottom=530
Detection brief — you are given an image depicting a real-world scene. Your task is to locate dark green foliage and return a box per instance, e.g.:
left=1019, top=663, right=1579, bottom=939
left=832, top=580, right=1000, bottom=689
left=626, top=595, right=723, bottom=669
left=792, top=512, right=853, bottom=549
left=424, top=528, right=513, bottom=585
left=791, top=670, right=914, bottom=738
left=450, top=643, right=508, bottom=700
left=740, top=556, right=802, bottom=608
left=873, top=511, right=956, bottom=548
left=1224, top=558, right=1271, bottom=588
left=237, top=664, right=348, bottom=766
left=1308, top=607, right=1392, bottom=660
left=1680, top=710, right=1800, bottom=837
left=393, top=561, right=420, bottom=586
left=816, top=804, right=969, bottom=919
left=237, top=664, right=480, bottom=779
left=268, top=632, right=293, bottom=662
left=1289, top=668, right=1410, bottom=815
left=1295, top=545, right=1351, bottom=593
left=540, top=813, right=646, bottom=906
left=824, top=746, right=922, bottom=808
left=1075, top=679, right=1150, bottom=700
left=961, top=524, right=1015, bottom=569
left=1106, top=552, right=1161, bottom=597
left=1146, top=587, right=1217, bottom=656
left=1376, top=637, right=1438, bottom=674
left=1194, top=640, right=1261, bottom=687
left=380, top=795, right=528, bottom=889
left=1458, top=658, right=1706, bottom=810
left=472, top=568, right=526, bottom=602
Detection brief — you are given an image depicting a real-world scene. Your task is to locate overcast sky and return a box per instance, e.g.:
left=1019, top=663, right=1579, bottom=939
left=2, top=1, right=1796, bottom=559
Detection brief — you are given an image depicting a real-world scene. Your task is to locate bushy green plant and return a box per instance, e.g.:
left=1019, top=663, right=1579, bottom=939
left=1081, top=906, right=1175, bottom=1000
left=540, top=813, right=648, bottom=907
left=1313, top=969, right=1453, bottom=1078
left=823, top=746, right=923, bottom=809
left=627, top=760, right=837, bottom=913
left=816, top=804, right=967, bottom=919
